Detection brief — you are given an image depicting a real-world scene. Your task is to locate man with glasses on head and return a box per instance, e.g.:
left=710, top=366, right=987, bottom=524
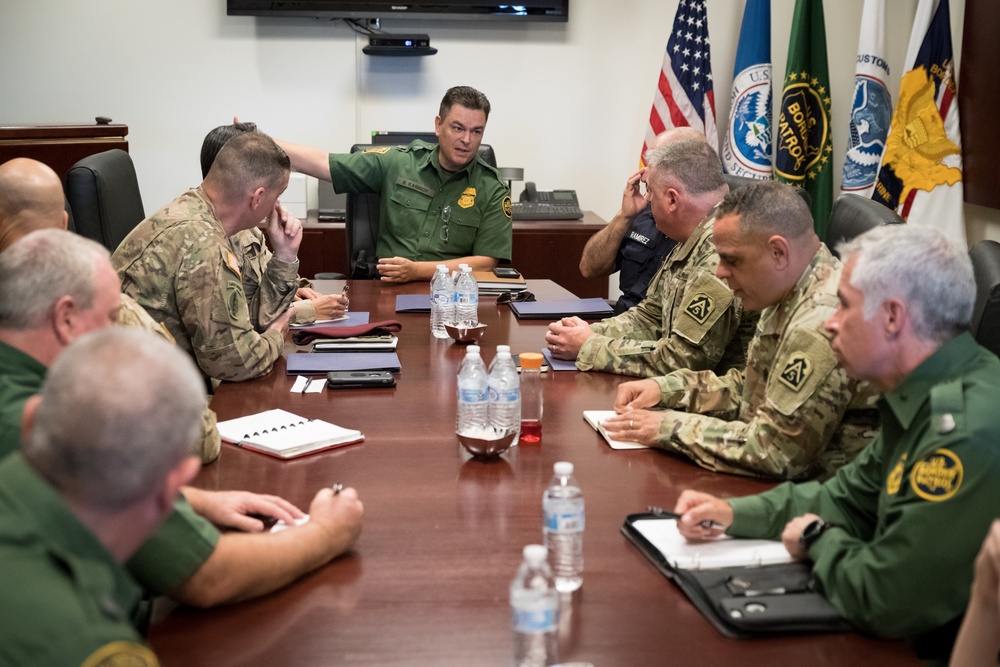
left=275, top=86, right=512, bottom=283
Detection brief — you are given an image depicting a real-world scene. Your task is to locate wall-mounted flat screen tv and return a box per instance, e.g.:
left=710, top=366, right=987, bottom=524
left=227, top=1, right=569, bottom=22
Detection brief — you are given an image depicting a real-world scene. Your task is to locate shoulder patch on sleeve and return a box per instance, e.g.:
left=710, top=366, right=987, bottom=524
left=767, top=327, right=838, bottom=416
left=910, top=448, right=963, bottom=501
left=502, top=195, right=512, bottom=219
left=82, top=641, right=159, bottom=667
left=362, top=146, right=392, bottom=154
left=223, top=250, right=241, bottom=280
left=672, top=271, right=735, bottom=345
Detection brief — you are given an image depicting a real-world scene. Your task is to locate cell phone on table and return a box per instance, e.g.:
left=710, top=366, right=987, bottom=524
left=326, top=370, right=396, bottom=389
left=493, top=267, right=521, bottom=279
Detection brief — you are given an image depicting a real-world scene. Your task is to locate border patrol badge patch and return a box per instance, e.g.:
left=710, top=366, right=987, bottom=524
left=457, top=187, right=476, bottom=209
left=82, top=641, right=159, bottom=667
left=362, top=146, right=392, bottom=154
left=911, top=449, right=963, bottom=501
left=778, top=353, right=812, bottom=392
left=684, top=294, right=714, bottom=325
left=502, top=195, right=512, bottom=219
left=886, top=454, right=907, bottom=495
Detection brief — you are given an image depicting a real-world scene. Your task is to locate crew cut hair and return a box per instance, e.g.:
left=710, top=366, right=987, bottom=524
left=716, top=180, right=814, bottom=241
left=839, top=225, right=975, bottom=343
left=0, top=229, right=109, bottom=330
left=24, top=328, right=204, bottom=511
left=439, top=86, right=491, bottom=121
left=200, top=122, right=258, bottom=179
left=644, top=140, right=725, bottom=196
left=206, top=131, right=290, bottom=199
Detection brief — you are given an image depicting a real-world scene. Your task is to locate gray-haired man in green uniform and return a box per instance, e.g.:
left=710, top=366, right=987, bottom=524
left=277, top=86, right=512, bottom=283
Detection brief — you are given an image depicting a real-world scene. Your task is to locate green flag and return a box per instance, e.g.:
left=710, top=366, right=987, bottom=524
left=775, top=0, right=833, bottom=237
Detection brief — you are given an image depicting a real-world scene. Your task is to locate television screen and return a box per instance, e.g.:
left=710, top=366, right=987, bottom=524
left=227, top=1, right=569, bottom=22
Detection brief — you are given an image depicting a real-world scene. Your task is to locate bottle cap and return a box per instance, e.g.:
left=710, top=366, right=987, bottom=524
left=436, top=264, right=446, bottom=271
left=497, top=351, right=511, bottom=360
left=468, top=345, right=480, bottom=354
left=496, top=345, right=510, bottom=353
left=461, top=266, right=472, bottom=273
left=519, top=352, right=544, bottom=369
left=523, top=544, right=547, bottom=564
left=554, top=461, right=573, bottom=476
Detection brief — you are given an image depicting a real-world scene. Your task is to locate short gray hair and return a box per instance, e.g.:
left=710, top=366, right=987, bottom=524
left=645, top=140, right=725, bottom=196
left=0, top=229, right=110, bottom=330
left=716, top=181, right=814, bottom=240
left=24, top=328, right=205, bottom=511
left=839, top=225, right=974, bottom=342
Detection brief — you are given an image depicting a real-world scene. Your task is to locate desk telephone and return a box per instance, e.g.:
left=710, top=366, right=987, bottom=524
left=511, top=182, right=584, bottom=220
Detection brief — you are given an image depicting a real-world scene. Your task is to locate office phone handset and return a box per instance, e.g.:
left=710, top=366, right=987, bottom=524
left=511, top=182, right=584, bottom=220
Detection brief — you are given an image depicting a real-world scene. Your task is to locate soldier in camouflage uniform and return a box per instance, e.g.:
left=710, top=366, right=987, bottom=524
left=546, top=141, right=756, bottom=378
left=112, top=132, right=300, bottom=383
left=606, top=182, right=878, bottom=480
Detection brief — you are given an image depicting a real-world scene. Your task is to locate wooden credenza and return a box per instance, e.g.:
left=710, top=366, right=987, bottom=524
left=0, top=122, right=129, bottom=178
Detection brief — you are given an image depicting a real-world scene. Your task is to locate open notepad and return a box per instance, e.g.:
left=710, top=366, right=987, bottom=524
left=217, top=409, right=363, bottom=459
left=583, top=410, right=649, bottom=450
left=630, top=517, right=793, bottom=570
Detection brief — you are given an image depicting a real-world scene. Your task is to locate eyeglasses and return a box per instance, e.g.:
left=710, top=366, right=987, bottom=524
left=496, top=290, right=536, bottom=304
left=440, top=205, right=451, bottom=244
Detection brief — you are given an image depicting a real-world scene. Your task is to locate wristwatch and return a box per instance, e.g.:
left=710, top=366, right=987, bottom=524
left=800, top=517, right=831, bottom=551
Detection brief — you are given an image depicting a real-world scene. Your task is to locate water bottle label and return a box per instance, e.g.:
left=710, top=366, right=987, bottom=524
left=488, top=387, right=520, bottom=402
left=456, top=295, right=473, bottom=305
left=544, top=509, right=585, bottom=533
left=433, top=293, right=451, bottom=306
left=458, top=388, right=487, bottom=402
left=512, top=607, right=557, bottom=633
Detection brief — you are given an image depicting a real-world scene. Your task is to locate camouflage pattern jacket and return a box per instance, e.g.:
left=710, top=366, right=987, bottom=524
left=651, top=245, right=878, bottom=480
left=230, top=228, right=315, bottom=327
left=576, top=211, right=756, bottom=378
left=112, top=188, right=296, bottom=383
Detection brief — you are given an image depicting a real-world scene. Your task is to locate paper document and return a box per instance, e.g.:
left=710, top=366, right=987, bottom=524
left=583, top=410, right=649, bottom=450
left=631, top=518, right=793, bottom=570
left=290, top=312, right=370, bottom=328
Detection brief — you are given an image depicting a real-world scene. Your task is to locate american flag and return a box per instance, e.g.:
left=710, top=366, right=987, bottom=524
left=641, top=0, right=718, bottom=166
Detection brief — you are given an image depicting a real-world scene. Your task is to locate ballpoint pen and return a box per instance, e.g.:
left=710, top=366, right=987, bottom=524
left=647, top=505, right=726, bottom=531
left=331, top=483, right=343, bottom=496
left=341, top=285, right=350, bottom=313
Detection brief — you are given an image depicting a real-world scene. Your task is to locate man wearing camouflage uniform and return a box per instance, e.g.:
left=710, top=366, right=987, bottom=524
left=112, top=132, right=299, bottom=383
left=606, top=182, right=877, bottom=480
left=545, top=141, right=756, bottom=378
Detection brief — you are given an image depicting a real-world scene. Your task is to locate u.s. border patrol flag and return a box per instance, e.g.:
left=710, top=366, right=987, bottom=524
left=873, top=0, right=964, bottom=243
left=841, top=0, right=891, bottom=197
left=722, top=0, right=772, bottom=180
left=775, top=0, right=833, bottom=237
left=640, top=0, right=717, bottom=167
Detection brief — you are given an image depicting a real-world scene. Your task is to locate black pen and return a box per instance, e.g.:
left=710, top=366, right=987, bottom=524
left=647, top=505, right=726, bottom=531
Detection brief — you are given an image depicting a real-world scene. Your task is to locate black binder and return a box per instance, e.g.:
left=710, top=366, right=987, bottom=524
left=621, top=512, right=853, bottom=638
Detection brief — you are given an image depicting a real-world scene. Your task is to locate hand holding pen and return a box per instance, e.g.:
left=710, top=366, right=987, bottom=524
left=670, top=490, right=734, bottom=540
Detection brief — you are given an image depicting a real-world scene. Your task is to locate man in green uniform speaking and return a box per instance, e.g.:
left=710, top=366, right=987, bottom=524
left=672, top=225, right=1000, bottom=661
left=0, top=328, right=205, bottom=666
left=276, top=86, right=512, bottom=283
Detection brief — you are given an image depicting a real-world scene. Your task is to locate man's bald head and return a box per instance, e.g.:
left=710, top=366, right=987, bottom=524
left=0, top=158, right=67, bottom=253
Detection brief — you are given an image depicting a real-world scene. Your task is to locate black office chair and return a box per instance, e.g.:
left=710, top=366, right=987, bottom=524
left=64, top=193, right=76, bottom=233
left=824, top=193, right=904, bottom=258
left=722, top=173, right=813, bottom=209
left=969, top=240, right=1000, bottom=359
left=65, top=149, right=145, bottom=252
left=345, top=143, right=497, bottom=279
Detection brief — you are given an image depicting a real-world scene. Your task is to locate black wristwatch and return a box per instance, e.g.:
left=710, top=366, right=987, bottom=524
left=800, top=517, right=831, bottom=551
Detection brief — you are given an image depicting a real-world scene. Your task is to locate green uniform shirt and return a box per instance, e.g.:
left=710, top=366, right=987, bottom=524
left=577, top=209, right=757, bottom=377
left=328, top=141, right=512, bottom=262
left=0, top=345, right=220, bottom=607
left=112, top=187, right=296, bottom=383
left=0, top=454, right=159, bottom=666
left=728, top=332, right=1000, bottom=645
left=650, top=245, right=877, bottom=480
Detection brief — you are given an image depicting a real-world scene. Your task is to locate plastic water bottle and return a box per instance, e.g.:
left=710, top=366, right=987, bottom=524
left=510, top=544, right=558, bottom=667
left=543, top=462, right=584, bottom=593
left=454, top=266, right=479, bottom=325
left=519, top=353, right=544, bottom=443
left=431, top=264, right=455, bottom=338
left=488, top=344, right=510, bottom=373
left=456, top=347, right=488, bottom=435
left=488, top=349, right=520, bottom=446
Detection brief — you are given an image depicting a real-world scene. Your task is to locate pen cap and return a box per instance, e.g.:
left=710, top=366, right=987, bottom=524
left=519, top=352, right=543, bottom=370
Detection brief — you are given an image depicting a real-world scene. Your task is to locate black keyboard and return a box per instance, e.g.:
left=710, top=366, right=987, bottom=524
left=510, top=202, right=584, bottom=221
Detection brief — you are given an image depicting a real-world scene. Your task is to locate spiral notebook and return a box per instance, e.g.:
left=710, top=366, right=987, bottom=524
left=217, top=409, right=363, bottom=459
left=629, top=517, right=792, bottom=570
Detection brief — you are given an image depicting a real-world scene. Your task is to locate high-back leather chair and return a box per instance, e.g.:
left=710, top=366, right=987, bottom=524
left=824, top=193, right=903, bottom=258
left=345, top=143, right=497, bottom=279
left=969, top=240, right=1000, bottom=358
left=65, top=149, right=145, bottom=252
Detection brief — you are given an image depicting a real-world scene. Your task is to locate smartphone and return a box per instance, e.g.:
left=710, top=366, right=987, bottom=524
left=493, top=267, right=521, bottom=279
left=326, top=370, right=396, bottom=389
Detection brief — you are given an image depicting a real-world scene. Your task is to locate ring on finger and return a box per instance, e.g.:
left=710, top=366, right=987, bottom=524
left=630, top=419, right=634, bottom=429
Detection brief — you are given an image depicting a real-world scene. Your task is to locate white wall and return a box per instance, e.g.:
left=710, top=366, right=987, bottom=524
left=2, top=0, right=996, bottom=243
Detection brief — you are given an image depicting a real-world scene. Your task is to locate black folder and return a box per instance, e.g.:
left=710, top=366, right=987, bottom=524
left=508, top=297, right=613, bottom=320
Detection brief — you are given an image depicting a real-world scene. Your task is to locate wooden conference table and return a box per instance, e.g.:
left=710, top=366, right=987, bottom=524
left=149, top=280, right=918, bottom=667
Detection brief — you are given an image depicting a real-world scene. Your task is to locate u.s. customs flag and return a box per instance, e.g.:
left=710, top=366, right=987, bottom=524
left=640, top=0, right=717, bottom=167
left=873, top=0, right=964, bottom=243
left=841, top=0, right=891, bottom=197
left=722, top=0, right=772, bottom=180
left=775, top=0, right=833, bottom=237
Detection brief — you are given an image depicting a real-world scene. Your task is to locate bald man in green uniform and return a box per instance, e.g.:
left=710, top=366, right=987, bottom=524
left=277, top=85, right=512, bottom=283
left=0, top=328, right=206, bottom=667
left=673, top=225, right=1000, bottom=663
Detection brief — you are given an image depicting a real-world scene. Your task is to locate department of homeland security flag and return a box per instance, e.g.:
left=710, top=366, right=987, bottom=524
left=841, top=0, right=892, bottom=197
left=640, top=0, right=717, bottom=167
left=775, top=0, right=833, bottom=237
left=873, top=0, right=964, bottom=243
left=722, top=0, right=772, bottom=180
